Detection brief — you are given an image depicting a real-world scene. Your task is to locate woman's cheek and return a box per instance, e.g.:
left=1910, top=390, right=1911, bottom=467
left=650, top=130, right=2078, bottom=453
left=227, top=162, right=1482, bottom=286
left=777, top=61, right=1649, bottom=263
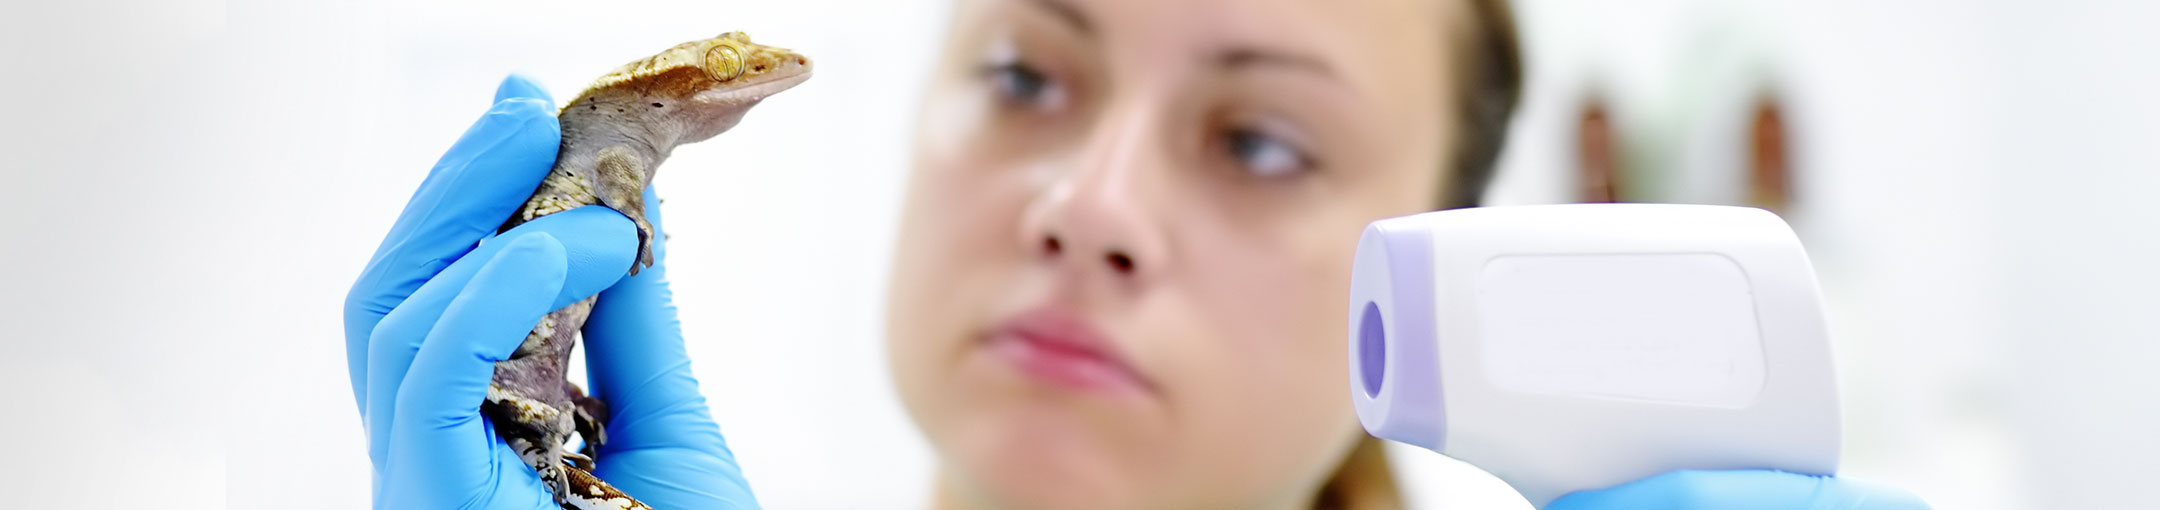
left=1156, top=226, right=1364, bottom=497
left=893, top=123, right=1023, bottom=415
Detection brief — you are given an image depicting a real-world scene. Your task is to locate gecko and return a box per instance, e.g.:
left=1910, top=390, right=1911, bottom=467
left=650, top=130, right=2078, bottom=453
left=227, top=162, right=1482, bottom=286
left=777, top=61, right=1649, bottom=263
left=485, top=31, right=811, bottom=510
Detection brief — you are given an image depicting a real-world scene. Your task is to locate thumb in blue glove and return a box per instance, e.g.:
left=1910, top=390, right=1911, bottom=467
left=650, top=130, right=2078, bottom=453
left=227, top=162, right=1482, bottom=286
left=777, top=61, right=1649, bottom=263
left=577, top=184, right=758, bottom=507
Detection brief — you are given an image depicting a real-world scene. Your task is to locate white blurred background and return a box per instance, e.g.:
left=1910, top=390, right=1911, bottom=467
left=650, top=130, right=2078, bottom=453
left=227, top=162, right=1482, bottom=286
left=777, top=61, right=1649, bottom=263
left=0, top=0, right=2154, bottom=508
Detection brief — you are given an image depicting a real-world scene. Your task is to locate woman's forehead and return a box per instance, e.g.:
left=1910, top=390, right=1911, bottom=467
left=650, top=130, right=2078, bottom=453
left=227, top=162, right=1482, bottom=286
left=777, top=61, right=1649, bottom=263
left=964, top=0, right=1454, bottom=92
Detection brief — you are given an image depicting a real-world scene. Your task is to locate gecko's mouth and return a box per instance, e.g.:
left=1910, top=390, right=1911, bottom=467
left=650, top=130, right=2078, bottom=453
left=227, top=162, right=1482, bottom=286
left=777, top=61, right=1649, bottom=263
left=695, top=61, right=814, bottom=106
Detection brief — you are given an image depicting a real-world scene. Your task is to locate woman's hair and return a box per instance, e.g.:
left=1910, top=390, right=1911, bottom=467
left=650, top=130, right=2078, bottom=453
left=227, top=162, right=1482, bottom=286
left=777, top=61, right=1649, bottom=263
left=1317, top=1, right=1520, bottom=507
left=1441, top=0, right=1524, bottom=209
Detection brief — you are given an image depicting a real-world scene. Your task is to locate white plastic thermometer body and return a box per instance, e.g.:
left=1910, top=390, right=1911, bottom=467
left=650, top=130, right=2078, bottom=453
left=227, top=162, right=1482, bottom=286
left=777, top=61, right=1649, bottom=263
left=1346, top=204, right=1840, bottom=508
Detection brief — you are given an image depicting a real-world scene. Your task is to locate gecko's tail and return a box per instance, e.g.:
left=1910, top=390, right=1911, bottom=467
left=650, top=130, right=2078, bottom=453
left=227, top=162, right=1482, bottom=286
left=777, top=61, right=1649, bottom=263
left=559, top=463, right=654, bottom=510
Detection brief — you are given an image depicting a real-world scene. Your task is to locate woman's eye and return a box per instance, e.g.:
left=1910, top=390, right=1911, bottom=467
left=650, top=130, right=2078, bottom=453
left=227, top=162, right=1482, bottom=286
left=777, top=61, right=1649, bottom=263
left=982, top=60, right=1065, bottom=111
left=1225, top=126, right=1314, bottom=178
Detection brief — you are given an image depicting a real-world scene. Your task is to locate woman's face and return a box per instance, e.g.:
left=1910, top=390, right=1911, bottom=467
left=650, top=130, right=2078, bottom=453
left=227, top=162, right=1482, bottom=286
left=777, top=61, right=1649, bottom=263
left=888, top=0, right=1464, bottom=507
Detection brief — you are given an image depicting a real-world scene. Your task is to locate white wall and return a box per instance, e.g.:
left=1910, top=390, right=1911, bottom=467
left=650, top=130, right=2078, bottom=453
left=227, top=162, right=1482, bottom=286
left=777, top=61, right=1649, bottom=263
left=1, top=0, right=947, bottom=507
left=3, top=0, right=2155, bottom=509
left=1492, top=1, right=2160, bottom=509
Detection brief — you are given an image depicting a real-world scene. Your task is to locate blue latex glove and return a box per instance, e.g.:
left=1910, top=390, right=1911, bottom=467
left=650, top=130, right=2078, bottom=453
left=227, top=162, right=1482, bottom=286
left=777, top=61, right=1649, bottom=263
left=344, top=75, right=756, bottom=509
left=1547, top=470, right=1930, bottom=510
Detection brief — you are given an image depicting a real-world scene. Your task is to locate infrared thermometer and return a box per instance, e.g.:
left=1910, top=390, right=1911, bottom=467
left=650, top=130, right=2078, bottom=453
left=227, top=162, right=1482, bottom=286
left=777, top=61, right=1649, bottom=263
left=1345, top=204, right=1841, bottom=507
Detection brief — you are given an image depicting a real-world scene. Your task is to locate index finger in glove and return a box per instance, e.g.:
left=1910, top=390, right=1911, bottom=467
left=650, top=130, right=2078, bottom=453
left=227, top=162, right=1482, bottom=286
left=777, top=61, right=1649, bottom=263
left=346, top=75, right=559, bottom=412
left=363, top=206, right=637, bottom=470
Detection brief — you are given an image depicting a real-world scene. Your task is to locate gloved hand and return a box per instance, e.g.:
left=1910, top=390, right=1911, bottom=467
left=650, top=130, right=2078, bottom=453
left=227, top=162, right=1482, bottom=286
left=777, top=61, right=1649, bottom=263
left=344, top=75, right=755, bottom=509
left=1547, top=469, right=1930, bottom=510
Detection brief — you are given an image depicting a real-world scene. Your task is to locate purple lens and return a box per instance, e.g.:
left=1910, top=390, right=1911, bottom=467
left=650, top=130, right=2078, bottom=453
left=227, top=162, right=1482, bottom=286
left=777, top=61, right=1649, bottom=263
left=1360, top=301, right=1386, bottom=398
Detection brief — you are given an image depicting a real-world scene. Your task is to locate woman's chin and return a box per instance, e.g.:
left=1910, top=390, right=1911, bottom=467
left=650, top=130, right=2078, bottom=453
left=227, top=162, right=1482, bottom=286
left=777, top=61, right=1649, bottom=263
left=929, top=364, right=1168, bottom=509
left=941, top=409, right=1147, bottom=509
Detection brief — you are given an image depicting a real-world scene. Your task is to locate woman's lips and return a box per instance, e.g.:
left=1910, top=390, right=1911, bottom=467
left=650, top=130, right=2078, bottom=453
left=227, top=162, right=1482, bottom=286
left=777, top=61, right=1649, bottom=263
left=985, top=307, right=1152, bottom=395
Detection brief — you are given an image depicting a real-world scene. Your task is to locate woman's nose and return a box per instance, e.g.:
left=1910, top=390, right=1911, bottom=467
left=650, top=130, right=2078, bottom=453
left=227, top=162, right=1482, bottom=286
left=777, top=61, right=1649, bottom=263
left=1021, top=110, right=1170, bottom=285
left=1039, top=228, right=1139, bottom=275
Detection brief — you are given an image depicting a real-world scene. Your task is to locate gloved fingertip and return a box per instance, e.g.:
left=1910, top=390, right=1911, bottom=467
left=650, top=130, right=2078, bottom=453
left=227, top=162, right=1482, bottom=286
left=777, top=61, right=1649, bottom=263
left=508, top=207, right=639, bottom=309
left=1544, top=469, right=1737, bottom=510
left=485, top=96, right=559, bottom=128
left=488, top=231, right=571, bottom=286
left=458, top=232, right=570, bottom=360
left=462, top=96, right=561, bottom=184
left=1835, top=477, right=1933, bottom=510
left=1546, top=470, right=1933, bottom=510
left=495, top=73, right=556, bottom=108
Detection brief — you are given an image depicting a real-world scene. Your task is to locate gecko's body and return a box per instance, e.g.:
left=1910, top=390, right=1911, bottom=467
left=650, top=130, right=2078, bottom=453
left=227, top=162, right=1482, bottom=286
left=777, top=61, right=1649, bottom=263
left=485, top=32, right=810, bottom=510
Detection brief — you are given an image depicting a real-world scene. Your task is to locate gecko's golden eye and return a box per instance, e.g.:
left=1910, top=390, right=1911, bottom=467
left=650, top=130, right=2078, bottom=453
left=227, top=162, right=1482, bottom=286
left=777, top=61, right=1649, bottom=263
left=706, top=44, right=745, bottom=81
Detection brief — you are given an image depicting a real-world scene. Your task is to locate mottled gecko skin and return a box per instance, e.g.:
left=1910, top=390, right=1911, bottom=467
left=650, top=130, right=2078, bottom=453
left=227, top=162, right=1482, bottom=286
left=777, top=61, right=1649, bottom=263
left=485, top=32, right=811, bottom=510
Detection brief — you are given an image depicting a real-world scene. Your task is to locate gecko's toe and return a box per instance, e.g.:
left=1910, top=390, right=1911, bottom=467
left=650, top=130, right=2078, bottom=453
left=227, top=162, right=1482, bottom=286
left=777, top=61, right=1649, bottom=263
left=627, top=244, right=655, bottom=276
left=629, top=219, right=656, bottom=275
left=562, top=451, right=596, bottom=471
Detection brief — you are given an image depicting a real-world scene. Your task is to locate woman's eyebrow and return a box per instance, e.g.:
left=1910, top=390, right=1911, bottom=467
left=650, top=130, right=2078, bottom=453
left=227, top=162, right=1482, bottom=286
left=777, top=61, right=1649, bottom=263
left=1024, top=0, right=1095, bottom=37
left=1218, top=47, right=1342, bottom=83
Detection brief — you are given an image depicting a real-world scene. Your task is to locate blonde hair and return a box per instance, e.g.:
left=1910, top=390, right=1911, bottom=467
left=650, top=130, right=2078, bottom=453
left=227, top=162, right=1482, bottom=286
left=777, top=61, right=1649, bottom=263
left=1314, top=437, right=1403, bottom=509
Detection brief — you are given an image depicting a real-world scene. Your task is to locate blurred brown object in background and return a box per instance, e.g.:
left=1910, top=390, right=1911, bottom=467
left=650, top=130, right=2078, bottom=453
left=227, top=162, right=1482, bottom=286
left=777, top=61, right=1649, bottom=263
left=1577, top=96, right=1621, bottom=203
left=1749, top=95, right=1791, bottom=211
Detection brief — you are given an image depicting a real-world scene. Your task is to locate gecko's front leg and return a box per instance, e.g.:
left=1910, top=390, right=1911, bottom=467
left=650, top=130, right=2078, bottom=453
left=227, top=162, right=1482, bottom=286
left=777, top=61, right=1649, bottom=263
left=592, top=145, right=656, bottom=274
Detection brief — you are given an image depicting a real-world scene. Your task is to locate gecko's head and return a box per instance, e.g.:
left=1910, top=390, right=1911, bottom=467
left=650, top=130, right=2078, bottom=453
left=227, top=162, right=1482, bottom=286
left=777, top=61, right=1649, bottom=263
left=675, top=31, right=812, bottom=141
left=580, top=31, right=813, bottom=142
